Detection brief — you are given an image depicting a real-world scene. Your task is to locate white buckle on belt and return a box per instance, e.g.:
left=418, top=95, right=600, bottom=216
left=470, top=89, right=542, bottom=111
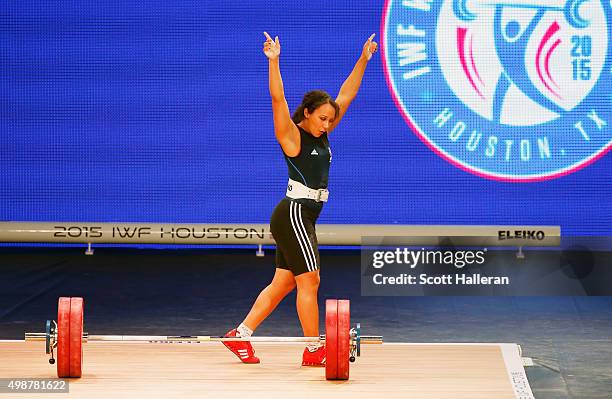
left=286, top=179, right=329, bottom=202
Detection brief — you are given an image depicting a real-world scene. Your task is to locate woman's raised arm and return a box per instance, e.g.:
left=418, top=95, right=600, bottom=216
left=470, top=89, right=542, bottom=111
left=263, top=32, right=300, bottom=157
left=329, top=34, right=378, bottom=133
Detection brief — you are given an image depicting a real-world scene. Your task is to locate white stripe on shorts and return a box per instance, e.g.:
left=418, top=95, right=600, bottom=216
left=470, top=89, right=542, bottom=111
left=289, top=201, right=315, bottom=272
left=296, top=203, right=317, bottom=271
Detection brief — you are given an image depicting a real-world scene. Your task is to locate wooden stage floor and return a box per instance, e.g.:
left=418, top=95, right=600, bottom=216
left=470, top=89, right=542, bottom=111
left=0, top=341, right=533, bottom=398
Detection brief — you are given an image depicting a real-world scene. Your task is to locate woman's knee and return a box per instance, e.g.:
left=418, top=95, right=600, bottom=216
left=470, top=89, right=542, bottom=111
left=271, top=269, right=297, bottom=293
left=296, top=270, right=320, bottom=292
left=272, top=279, right=296, bottom=294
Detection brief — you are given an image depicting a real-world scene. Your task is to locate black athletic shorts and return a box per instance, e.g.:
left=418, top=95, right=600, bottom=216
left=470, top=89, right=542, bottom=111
left=270, top=198, right=322, bottom=275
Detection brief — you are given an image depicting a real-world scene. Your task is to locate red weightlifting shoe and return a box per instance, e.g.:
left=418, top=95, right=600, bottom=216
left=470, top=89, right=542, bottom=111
left=223, top=329, right=260, bottom=364
left=302, top=345, right=326, bottom=367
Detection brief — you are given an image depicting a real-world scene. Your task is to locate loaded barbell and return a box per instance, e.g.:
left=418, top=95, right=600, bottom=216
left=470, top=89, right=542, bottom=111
left=25, top=297, right=382, bottom=381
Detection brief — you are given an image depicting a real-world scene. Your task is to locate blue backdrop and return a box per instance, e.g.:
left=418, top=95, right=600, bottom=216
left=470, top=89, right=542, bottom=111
left=1, top=0, right=611, bottom=235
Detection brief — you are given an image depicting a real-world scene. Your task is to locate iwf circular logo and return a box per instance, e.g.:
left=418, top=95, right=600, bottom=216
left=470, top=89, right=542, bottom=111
left=382, top=0, right=611, bottom=181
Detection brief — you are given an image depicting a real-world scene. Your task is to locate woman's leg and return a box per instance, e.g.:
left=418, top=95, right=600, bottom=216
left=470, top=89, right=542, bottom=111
left=242, top=267, right=296, bottom=331
left=224, top=268, right=295, bottom=363
left=295, top=269, right=320, bottom=336
left=295, top=269, right=325, bottom=366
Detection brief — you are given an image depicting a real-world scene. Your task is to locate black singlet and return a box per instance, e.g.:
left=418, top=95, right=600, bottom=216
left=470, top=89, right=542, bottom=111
left=282, top=126, right=332, bottom=210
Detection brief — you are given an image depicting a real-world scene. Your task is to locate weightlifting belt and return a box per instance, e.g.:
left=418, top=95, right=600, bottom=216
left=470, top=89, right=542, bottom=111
left=286, top=179, right=329, bottom=202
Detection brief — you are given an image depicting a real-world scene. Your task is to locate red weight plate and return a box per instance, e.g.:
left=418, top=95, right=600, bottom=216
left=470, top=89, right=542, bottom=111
left=336, top=299, right=350, bottom=380
left=56, top=297, right=71, bottom=378
left=69, top=297, right=84, bottom=378
left=325, top=299, right=338, bottom=380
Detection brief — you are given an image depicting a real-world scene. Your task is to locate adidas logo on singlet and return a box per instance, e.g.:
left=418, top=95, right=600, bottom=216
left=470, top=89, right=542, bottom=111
left=310, top=149, right=319, bottom=156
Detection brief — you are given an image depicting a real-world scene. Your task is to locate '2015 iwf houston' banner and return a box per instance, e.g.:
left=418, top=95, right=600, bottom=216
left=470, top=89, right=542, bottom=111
left=382, top=0, right=611, bottom=181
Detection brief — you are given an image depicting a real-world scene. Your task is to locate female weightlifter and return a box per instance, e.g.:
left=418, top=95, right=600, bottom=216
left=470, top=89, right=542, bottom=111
left=223, top=31, right=377, bottom=366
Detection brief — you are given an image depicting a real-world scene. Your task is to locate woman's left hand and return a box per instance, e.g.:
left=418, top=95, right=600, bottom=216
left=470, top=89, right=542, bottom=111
left=362, top=33, right=378, bottom=61
left=263, top=32, right=281, bottom=60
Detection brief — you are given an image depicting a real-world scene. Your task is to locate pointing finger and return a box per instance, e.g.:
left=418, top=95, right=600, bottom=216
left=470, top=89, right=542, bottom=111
left=263, top=31, right=273, bottom=41
left=368, top=33, right=376, bottom=42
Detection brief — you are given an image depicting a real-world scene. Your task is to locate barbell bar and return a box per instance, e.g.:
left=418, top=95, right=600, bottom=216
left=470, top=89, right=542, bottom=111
left=25, top=331, right=382, bottom=344
left=25, top=297, right=383, bottom=381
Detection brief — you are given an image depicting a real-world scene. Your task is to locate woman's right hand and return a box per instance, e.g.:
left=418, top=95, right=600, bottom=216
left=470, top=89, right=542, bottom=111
left=263, top=32, right=280, bottom=60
